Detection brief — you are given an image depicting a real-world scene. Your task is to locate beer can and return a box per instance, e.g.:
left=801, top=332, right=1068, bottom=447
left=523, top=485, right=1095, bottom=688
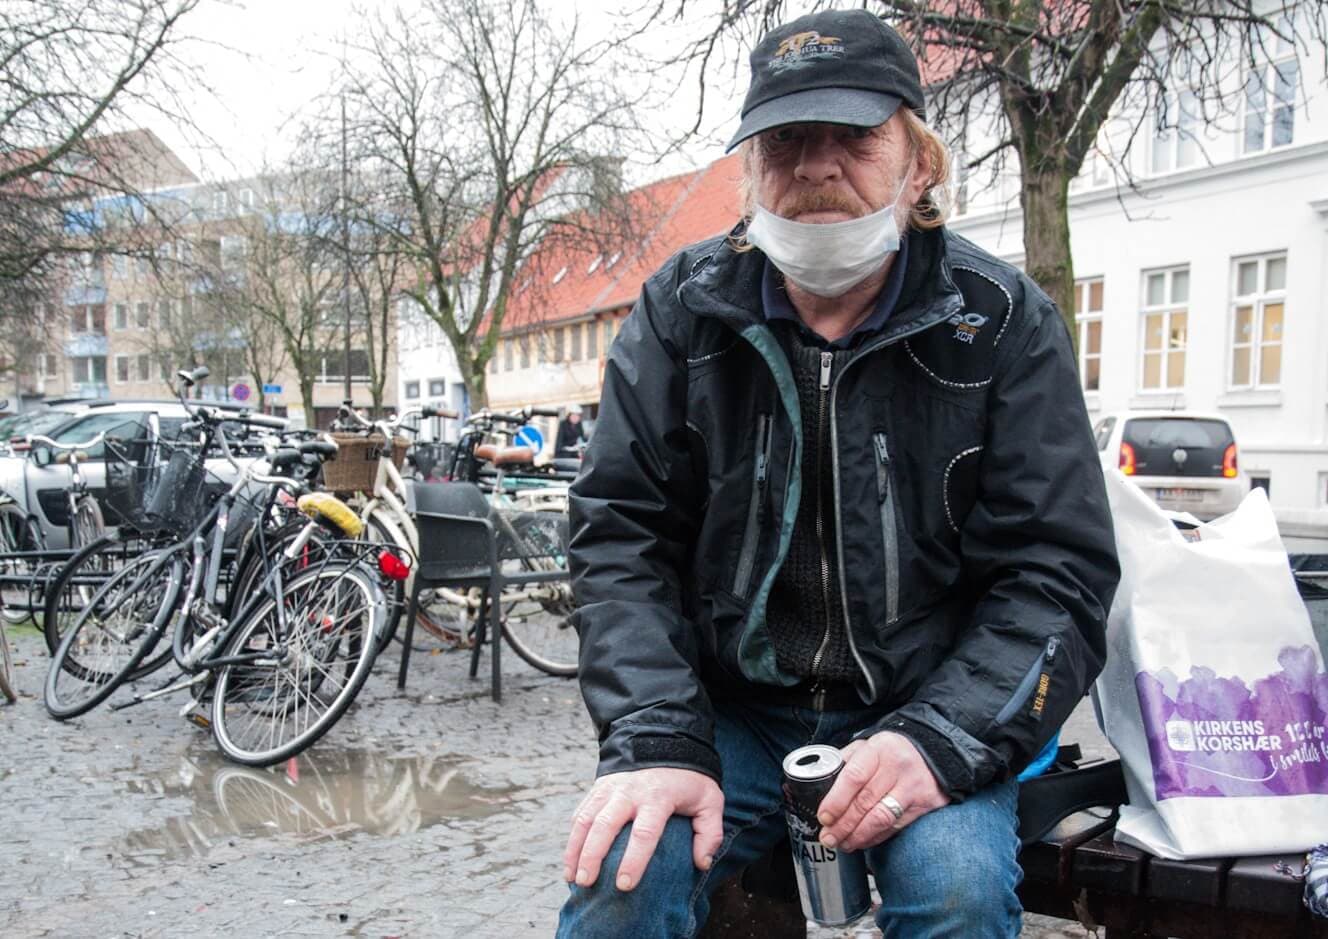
left=781, top=744, right=872, bottom=926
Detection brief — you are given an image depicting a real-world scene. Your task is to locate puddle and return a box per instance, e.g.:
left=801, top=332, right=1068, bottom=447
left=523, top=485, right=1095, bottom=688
left=111, top=750, right=516, bottom=863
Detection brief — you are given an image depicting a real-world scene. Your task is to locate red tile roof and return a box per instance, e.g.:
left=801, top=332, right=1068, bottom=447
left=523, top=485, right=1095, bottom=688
left=496, top=152, right=743, bottom=334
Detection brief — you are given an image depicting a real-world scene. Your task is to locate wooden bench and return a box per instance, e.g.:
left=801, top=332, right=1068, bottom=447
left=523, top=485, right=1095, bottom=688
left=698, top=755, right=1323, bottom=938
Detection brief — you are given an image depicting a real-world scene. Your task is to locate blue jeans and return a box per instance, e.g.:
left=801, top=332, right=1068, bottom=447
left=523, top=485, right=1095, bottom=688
left=557, top=699, right=1022, bottom=938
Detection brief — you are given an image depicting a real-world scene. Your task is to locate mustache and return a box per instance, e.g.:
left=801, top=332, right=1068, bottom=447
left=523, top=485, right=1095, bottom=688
left=778, top=189, right=862, bottom=217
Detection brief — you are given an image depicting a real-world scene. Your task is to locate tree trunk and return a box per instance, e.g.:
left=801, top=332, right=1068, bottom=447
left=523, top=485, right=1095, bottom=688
left=300, top=378, right=316, bottom=429
left=1019, top=167, right=1077, bottom=354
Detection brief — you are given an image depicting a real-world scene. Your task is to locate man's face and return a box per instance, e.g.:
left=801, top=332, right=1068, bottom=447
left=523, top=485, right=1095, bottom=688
left=752, top=113, right=924, bottom=226
left=569, top=413, right=580, bottom=424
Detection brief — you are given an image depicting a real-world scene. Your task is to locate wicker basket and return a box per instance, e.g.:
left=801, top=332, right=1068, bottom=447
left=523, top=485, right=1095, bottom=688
left=324, top=433, right=410, bottom=493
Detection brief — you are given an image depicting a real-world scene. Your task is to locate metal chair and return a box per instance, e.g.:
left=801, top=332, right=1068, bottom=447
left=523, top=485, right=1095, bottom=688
left=395, top=481, right=570, bottom=701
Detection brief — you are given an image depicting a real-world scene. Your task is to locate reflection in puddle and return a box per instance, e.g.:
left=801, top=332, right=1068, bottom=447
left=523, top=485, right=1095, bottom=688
left=113, top=751, right=515, bottom=863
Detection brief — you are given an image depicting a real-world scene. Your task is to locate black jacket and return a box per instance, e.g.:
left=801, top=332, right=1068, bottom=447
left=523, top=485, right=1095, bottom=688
left=568, top=225, right=1119, bottom=799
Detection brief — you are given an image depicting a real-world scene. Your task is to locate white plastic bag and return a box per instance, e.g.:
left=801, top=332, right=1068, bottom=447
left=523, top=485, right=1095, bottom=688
left=1095, top=469, right=1328, bottom=859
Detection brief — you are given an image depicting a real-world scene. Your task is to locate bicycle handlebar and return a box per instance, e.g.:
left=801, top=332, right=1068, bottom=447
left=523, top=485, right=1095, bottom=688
left=28, top=432, right=107, bottom=453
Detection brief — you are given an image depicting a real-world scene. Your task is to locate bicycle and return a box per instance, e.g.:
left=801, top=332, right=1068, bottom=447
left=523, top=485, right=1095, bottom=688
left=27, top=431, right=109, bottom=550
left=45, top=367, right=404, bottom=766
left=333, top=403, right=580, bottom=675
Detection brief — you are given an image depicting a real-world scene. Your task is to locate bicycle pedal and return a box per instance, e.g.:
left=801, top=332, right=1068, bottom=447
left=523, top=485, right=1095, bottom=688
left=186, top=712, right=211, bottom=730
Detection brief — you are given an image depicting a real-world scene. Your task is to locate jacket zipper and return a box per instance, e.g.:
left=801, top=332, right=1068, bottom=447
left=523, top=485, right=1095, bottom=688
left=826, top=317, right=958, bottom=703
left=809, top=352, right=836, bottom=699
left=733, top=412, right=773, bottom=597
left=872, top=432, right=900, bottom=624
left=995, top=637, right=1060, bottom=725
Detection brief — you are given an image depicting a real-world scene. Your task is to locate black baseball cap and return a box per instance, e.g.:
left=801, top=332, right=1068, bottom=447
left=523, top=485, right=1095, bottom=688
left=726, top=9, right=925, bottom=152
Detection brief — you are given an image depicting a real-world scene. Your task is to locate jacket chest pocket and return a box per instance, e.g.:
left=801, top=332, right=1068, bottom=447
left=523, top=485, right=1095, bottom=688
left=732, top=412, right=774, bottom=598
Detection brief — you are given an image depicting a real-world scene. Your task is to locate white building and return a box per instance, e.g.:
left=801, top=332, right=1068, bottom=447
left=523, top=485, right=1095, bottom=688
left=395, top=297, right=465, bottom=441
left=950, top=15, right=1328, bottom=509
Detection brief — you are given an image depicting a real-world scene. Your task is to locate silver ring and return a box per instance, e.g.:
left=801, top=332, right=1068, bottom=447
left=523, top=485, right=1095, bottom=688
left=879, top=793, right=905, bottom=824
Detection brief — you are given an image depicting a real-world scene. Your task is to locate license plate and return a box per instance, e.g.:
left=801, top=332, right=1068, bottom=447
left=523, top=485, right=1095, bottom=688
left=1155, top=487, right=1203, bottom=502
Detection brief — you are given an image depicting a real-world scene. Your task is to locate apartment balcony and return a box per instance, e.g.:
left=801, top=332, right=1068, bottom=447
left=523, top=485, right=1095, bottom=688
left=64, top=334, right=109, bottom=357
left=63, top=283, right=107, bottom=307
left=70, top=382, right=110, bottom=399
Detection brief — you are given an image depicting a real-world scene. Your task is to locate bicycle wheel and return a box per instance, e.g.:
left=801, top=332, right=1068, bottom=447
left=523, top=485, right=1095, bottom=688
left=495, top=511, right=578, bottom=677
left=43, top=533, right=128, bottom=653
left=0, top=621, right=15, bottom=703
left=211, top=562, right=384, bottom=766
left=228, top=518, right=334, bottom=622
left=0, top=501, right=44, bottom=625
left=71, top=495, right=105, bottom=550
left=44, top=550, right=185, bottom=720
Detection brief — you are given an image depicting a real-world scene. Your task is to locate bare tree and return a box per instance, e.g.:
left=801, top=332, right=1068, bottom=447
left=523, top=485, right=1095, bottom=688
left=344, top=195, right=408, bottom=417
left=228, top=170, right=346, bottom=423
left=333, top=0, right=648, bottom=408
left=649, top=0, right=1327, bottom=342
left=0, top=0, right=206, bottom=398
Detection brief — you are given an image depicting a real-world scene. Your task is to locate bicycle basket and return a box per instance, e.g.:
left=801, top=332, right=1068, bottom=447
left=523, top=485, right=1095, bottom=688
left=124, top=439, right=214, bottom=538
left=324, top=433, right=409, bottom=493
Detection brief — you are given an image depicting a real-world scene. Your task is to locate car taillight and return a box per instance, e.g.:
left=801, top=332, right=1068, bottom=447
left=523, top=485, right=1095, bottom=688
left=1119, top=442, right=1137, bottom=476
left=377, top=549, right=411, bottom=582
left=1222, top=443, right=1238, bottom=478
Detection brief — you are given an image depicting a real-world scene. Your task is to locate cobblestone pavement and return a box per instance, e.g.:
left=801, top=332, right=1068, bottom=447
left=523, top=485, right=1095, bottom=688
left=1, top=626, right=1107, bottom=938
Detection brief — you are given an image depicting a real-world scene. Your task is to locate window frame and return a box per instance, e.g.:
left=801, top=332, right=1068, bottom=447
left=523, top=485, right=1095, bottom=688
left=1137, top=266, right=1190, bottom=393
left=1242, top=20, right=1298, bottom=154
left=1074, top=277, right=1105, bottom=393
left=1227, top=252, right=1287, bottom=390
left=114, top=354, right=130, bottom=384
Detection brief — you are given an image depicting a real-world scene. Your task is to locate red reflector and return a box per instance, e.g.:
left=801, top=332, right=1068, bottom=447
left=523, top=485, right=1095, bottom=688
left=1119, top=442, right=1137, bottom=476
left=378, top=549, right=411, bottom=581
left=1222, top=443, right=1238, bottom=479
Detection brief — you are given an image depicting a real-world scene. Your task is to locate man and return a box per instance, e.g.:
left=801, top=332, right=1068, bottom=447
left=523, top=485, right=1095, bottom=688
left=559, top=9, right=1118, bottom=937
left=555, top=404, right=588, bottom=460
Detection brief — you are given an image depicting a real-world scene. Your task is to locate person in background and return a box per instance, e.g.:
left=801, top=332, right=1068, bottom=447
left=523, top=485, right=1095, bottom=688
left=555, top=405, right=588, bottom=460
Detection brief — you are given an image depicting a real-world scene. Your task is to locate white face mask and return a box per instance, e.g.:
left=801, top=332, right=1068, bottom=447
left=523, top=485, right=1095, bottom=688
left=745, top=174, right=909, bottom=299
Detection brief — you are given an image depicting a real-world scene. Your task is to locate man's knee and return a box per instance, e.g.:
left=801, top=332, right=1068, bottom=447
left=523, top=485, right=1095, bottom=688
left=869, top=786, right=1021, bottom=937
left=557, top=815, right=702, bottom=939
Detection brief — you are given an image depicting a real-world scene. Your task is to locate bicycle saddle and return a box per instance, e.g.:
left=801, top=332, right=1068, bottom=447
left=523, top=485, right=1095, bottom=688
left=473, top=444, right=535, bottom=467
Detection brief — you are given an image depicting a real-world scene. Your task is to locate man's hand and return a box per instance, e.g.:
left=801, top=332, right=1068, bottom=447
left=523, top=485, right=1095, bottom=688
left=563, top=767, right=724, bottom=892
left=815, top=732, right=949, bottom=852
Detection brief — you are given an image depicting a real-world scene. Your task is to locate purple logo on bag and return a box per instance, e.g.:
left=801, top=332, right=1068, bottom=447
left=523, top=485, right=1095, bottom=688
left=1135, top=645, right=1328, bottom=800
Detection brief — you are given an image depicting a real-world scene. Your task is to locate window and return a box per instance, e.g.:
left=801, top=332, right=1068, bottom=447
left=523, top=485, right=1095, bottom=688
left=70, top=304, right=107, bottom=335
left=112, top=255, right=129, bottom=278
left=489, top=348, right=499, bottom=375
left=587, top=318, right=599, bottom=359
left=552, top=266, right=568, bottom=285
left=587, top=256, right=602, bottom=274
left=553, top=327, right=565, bottom=362
left=428, top=378, right=446, bottom=398
left=1139, top=267, right=1189, bottom=391
left=520, top=335, right=531, bottom=369
left=1229, top=253, right=1286, bottom=388
left=213, top=190, right=228, bottom=214
left=606, top=251, right=622, bottom=269
left=538, top=333, right=548, bottom=365
left=1243, top=21, right=1297, bottom=153
left=159, top=299, right=173, bottom=328
left=71, top=356, right=107, bottom=385
left=602, top=317, right=615, bottom=352
left=52, top=412, right=146, bottom=460
left=114, top=355, right=130, bottom=383
left=404, top=381, right=420, bottom=399
left=113, top=303, right=128, bottom=330
left=319, top=350, right=371, bottom=383
left=136, top=355, right=151, bottom=382
left=1151, top=90, right=1200, bottom=174
left=1249, top=472, right=1271, bottom=497
left=41, top=353, right=57, bottom=379
left=1074, top=277, right=1104, bottom=392
left=135, top=302, right=150, bottom=329
left=504, top=339, right=514, bottom=371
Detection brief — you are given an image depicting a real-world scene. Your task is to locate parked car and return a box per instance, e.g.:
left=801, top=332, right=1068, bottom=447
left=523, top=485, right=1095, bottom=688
left=0, top=399, right=284, bottom=548
left=0, top=406, right=85, bottom=456
left=1092, top=411, right=1249, bottom=520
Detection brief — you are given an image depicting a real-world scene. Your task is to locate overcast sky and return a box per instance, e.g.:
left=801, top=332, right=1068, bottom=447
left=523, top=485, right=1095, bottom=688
left=139, top=0, right=773, bottom=187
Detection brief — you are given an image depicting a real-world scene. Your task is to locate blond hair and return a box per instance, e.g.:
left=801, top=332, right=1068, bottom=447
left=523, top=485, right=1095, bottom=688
left=733, top=109, right=951, bottom=250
